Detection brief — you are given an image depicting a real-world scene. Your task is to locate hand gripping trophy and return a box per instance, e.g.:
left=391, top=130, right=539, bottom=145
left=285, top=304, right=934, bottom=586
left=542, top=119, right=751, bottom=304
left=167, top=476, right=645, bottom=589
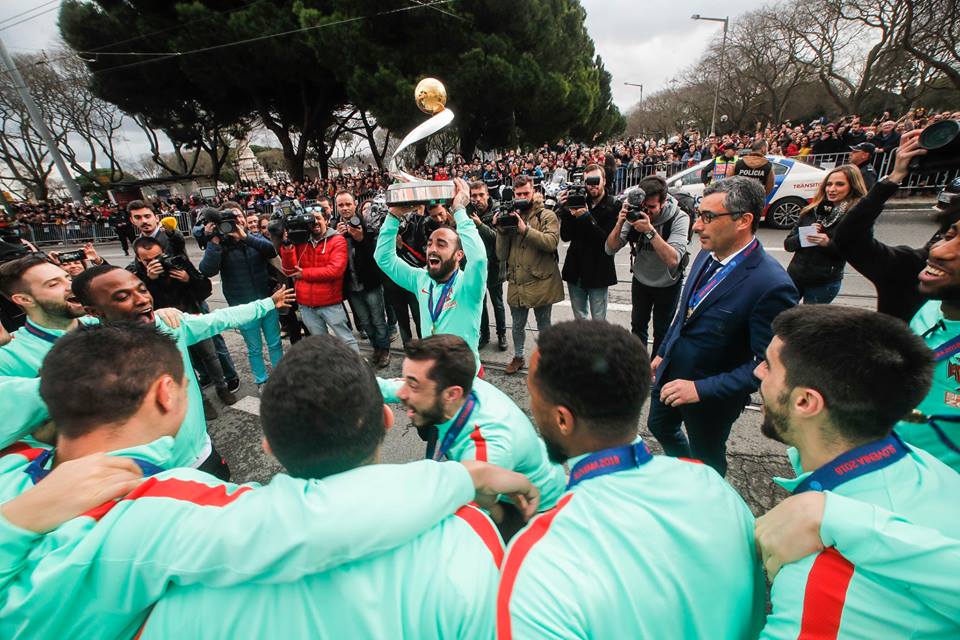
left=385, top=78, right=456, bottom=207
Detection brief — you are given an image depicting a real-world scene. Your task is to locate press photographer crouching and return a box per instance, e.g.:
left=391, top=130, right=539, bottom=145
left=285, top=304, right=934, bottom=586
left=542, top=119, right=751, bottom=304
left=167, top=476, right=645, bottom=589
left=131, top=236, right=236, bottom=406
left=198, top=203, right=283, bottom=390
left=605, top=175, right=691, bottom=354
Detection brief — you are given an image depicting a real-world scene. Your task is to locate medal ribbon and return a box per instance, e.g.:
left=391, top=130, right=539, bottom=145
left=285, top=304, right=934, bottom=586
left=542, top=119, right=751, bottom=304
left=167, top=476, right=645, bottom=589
left=24, top=449, right=165, bottom=485
left=23, top=320, right=61, bottom=344
left=432, top=390, right=478, bottom=461
left=428, top=269, right=458, bottom=325
left=687, top=239, right=759, bottom=313
left=792, top=434, right=908, bottom=494
left=566, top=441, right=653, bottom=490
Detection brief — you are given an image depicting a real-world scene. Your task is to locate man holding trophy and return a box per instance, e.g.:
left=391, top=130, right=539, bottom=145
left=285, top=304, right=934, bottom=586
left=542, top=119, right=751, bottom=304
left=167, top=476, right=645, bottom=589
left=374, top=79, right=487, bottom=373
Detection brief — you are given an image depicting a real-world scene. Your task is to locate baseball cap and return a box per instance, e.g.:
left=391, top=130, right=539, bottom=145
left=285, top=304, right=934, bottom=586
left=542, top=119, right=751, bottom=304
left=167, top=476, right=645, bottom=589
left=849, top=142, right=876, bottom=154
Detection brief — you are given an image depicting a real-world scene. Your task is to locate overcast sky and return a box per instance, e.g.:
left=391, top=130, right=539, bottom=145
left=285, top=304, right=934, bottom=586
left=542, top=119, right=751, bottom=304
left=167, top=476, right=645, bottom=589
left=1, top=0, right=762, bottom=164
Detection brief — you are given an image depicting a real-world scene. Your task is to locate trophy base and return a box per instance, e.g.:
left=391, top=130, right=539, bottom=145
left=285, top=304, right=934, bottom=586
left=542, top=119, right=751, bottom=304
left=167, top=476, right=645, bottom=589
left=386, top=180, right=454, bottom=207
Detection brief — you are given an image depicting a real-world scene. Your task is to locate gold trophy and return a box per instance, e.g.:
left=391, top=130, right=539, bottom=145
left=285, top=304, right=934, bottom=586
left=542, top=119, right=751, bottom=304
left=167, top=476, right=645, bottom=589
left=385, top=77, right=456, bottom=207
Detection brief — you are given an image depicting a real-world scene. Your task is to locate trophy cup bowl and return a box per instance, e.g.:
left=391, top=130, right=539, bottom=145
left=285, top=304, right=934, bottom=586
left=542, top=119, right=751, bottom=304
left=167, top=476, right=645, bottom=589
left=386, top=78, right=456, bottom=208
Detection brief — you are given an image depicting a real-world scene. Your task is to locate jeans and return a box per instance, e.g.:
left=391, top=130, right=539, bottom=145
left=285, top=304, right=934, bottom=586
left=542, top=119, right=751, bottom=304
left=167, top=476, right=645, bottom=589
left=797, top=279, right=842, bottom=305
left=188, top=338, right=226, bottom=388
left=567, top=282, right=609, bottom=321
left=237, top=307, right=284, bottom=384
left=480, top=280, right=507, bottom=340
left=300, top=303, right=360, bottom=352
left=348, top=287, right=390, bottom=350
left=510, top=304, right=552, bottom=358
left=198, top=300, right=238, bottom=382
left=631, top=278, right=683, bottom=355
left=382, top=277, right=421, bottom=345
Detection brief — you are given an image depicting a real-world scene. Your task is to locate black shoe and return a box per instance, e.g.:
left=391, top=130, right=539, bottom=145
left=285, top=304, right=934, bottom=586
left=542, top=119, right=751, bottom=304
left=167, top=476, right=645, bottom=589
left=497, top=335, right=508, bottom=351
left=216, top=386, right=238, bottom=405
left=226, top=378, right=240, bottom=394
left=202, top=396, right=219, bottom=420
left=198, top=376, right=213, bottom=390
left=479, top=336, right=490, bottom=349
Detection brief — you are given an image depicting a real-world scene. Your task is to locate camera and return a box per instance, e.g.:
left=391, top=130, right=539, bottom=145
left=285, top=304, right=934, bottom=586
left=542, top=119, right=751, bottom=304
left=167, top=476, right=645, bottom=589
left=272, top=199, right=316, bottom=245
left=158, top=253, right=190, bottom=272
left=564, top=175, right=601, bottom=209
left=909, top=120, right=960, bottom=174
left=57, top=249, right=85, bottom=263
left=625, top=187, right=647, bottom=223
left=0, top=223, right=23, bottom=243
left=200, top=207, right=239, bottom=237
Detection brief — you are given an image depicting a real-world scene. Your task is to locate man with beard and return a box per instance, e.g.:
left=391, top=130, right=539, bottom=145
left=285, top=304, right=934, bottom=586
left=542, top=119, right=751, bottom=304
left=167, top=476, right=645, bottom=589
left=128, top=200, right=186, bottom=257
left=379, top=334, right=564, bottom=541
left=499, top=320, right=764, bottom=639
left=753, top=305, right=960, bottom=639
left=375, top=178, right=487, bottom=373
left=67, top=265, right=295, bottom=475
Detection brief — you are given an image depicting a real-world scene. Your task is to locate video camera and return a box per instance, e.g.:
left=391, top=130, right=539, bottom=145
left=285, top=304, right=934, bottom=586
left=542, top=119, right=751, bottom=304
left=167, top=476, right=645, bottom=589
left=564, top=175, right=601, bottom=209
left=199, top=207, right=239, bottom=238
left=272, top=199, right=315, bottom=245
left=624, top=187, right=647, bottom=223
left=910, top=120, right=960, bottom=174
left=493, top=187, right=531, bottom=229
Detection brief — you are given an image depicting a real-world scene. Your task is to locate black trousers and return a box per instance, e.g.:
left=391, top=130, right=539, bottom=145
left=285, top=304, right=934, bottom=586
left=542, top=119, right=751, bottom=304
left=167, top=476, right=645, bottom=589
left=382, top=277, right=421, bottom=345
left=646, top=393, right=746, bottom=476
left=631, top=278, right=683, bottom=355
left=480, top=279, right=507, bottom=341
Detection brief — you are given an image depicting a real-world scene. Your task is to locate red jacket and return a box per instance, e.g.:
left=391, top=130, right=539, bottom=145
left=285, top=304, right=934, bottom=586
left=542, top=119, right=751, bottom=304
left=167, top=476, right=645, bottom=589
left=280, top=232, right=348, bottom=307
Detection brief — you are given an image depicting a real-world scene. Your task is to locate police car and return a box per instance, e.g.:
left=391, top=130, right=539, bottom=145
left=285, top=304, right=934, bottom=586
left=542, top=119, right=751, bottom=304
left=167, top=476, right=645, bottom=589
left=663, top=156, right=826, bottom=229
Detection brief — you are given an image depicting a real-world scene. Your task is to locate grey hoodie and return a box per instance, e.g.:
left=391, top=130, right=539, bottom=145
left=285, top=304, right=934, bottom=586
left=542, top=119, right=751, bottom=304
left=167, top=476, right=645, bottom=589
left=607, top=195, right=690, bottom=288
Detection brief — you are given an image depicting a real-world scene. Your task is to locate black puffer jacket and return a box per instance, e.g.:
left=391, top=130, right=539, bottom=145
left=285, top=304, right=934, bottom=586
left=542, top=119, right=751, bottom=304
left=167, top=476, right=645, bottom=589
left=784, top=201, right=850, bottom=286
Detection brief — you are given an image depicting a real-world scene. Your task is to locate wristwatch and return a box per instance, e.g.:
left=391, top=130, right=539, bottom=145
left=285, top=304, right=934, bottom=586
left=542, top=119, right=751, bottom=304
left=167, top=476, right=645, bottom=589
left=643, top=230, right=656, bottom=241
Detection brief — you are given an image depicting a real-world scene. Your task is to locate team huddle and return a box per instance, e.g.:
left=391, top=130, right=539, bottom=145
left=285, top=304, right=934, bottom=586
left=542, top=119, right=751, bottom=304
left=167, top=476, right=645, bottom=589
left=0, top=175, right=957, bottom=639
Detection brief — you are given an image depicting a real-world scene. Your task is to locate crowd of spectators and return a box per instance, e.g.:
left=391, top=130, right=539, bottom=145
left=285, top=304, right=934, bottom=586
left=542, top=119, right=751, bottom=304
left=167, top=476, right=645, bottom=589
left=2, top=106, right=956, bottom=230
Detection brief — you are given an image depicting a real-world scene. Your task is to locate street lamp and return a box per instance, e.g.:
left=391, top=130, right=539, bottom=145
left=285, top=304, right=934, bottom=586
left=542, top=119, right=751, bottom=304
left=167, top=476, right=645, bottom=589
left=691, top=14, right=729, bottom=137
left=624, top=82, right=643, bottom=108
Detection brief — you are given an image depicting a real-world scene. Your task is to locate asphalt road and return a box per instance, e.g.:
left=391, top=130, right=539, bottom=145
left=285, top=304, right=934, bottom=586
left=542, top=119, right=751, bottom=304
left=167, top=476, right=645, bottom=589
left=81, top=203, right=939, bottom=515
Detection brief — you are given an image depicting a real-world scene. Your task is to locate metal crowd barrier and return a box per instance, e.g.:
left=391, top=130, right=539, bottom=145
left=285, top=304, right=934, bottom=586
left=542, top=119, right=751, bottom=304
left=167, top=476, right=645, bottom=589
left=796, top=152, right=957, bottom=193
left=22, top=211, right=195, bottom=247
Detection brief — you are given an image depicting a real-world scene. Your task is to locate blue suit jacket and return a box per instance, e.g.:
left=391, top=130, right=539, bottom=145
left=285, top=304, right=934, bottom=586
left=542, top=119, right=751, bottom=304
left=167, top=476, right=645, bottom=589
left=655, top=239, right=798, bottom=402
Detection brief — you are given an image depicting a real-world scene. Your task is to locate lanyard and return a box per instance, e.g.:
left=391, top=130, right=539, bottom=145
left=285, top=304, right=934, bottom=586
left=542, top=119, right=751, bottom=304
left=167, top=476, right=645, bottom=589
left=566, top=441, right=653, bottom=490
left=428, top=269, right=458, bottom=325
left=932, top=333, right=960, bottom=362
left=431, top=390, right=478, bottom=461
left=687, top=239, right=758, bottom=312
left=24, top=449, right=166, bottom=485
left=23, top=321, right=60, bottom=344
left=792, top=434, right=908, bottom=494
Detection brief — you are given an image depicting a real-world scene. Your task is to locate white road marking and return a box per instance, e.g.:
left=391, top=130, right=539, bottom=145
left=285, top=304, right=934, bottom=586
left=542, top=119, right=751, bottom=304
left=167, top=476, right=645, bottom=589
left=231, top=395, right=261, bottom=416
left=556, top=300, right=633, bottom=312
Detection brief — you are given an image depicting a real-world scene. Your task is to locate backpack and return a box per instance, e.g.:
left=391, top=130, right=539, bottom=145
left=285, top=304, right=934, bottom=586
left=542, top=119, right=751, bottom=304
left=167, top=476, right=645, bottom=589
left=668, top=190, right=697, bottom=244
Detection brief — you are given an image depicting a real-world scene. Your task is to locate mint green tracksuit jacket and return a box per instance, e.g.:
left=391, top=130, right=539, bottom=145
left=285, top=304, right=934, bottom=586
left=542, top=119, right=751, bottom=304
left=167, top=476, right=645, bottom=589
left=375, top=206, right=487, bottom=371
left=0, top=437, right=476, bottom=640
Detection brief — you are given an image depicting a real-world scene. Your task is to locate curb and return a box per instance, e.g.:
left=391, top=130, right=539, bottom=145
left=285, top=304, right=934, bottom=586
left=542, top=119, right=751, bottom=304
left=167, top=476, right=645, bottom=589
left=887, top=200, right=937, bottom=211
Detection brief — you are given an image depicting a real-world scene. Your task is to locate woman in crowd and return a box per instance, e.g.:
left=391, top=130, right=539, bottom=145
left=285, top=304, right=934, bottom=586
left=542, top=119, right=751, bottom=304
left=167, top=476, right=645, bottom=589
left=784, top=164, right=867, bottom=304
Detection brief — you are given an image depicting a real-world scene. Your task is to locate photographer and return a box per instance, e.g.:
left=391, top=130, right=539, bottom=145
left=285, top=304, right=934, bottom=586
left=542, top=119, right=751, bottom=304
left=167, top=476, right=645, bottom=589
left=605, top=176, right=690, bottom=354
left=131, top=237, right=236, bottom=406
left=199, top=202, right=284, bottom=389
left=279, top=203, right=357, bottom=352
left=495, top=175, right=563, bottom=375
left=468, top=180, right=507, bottom=351
left=128, top=200, right=186, bottom=257
left=557, top=163, right=619, bottom=321
left=333, top=190, right=391, bottom=368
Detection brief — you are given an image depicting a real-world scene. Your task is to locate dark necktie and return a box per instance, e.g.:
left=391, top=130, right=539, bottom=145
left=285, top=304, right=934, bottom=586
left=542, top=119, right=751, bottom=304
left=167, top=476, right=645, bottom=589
left=694, top=257, right=723, bottom=291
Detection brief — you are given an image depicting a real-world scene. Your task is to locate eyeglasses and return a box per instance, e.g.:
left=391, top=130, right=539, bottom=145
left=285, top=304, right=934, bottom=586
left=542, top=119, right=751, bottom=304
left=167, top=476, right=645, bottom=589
left=696, top=210, right=748, bottom=223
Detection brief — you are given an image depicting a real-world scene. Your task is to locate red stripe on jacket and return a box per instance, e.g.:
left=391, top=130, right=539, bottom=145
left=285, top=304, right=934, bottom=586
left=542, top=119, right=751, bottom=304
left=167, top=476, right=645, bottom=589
left=470, top=425, right=488, bottom=462
left=455, top=504, right=504, bottom=568
left=81, top=477, right=253, bottom=522
left=496, top=493, right=574, bottom=640
left=797, top=547, right=855, bottom=640
left=0, top=442, right=48, bottom=462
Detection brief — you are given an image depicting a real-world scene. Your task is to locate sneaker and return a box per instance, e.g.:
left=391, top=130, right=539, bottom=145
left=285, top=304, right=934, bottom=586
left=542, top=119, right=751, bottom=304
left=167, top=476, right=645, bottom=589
left=197, top=376, right=213, bottom=390
left=504, top=356, right=525, bottom=375
left=359, top=330, right=368, bottom=340
left=216, top=386, right=238, bottom=405
left=497, top=335, right=508, bottom=351
left=226, top=378, right=241, bottom=394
